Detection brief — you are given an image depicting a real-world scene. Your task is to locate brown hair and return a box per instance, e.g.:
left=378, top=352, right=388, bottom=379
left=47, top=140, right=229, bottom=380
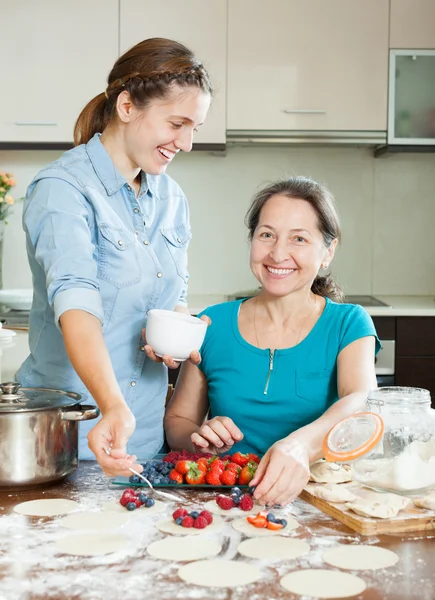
left=245, top=176, right=344, bottom=302
left=74, top=38, right=212, bottom=146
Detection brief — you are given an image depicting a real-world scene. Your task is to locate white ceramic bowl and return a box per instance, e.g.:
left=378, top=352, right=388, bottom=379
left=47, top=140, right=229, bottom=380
left=0, top=289, right=33, bottom=311
left=146, top=309, right=207, bottom=361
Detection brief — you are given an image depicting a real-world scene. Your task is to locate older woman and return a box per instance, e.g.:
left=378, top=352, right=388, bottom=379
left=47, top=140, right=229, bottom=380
left=164, top=176, right=379, bottom=506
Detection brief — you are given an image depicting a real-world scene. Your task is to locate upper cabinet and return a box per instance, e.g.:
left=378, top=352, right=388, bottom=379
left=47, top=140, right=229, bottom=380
left=390, top=0, right=435, bottom=49
left=227, top=0, right=389, bottom=133
left=120, top=0, right=226, bottom=147
left=0, top=1, right=118, bottom=144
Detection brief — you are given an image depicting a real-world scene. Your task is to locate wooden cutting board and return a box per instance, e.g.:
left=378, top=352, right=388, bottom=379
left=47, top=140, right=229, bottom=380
left=300, top=482, right=435, bottom=536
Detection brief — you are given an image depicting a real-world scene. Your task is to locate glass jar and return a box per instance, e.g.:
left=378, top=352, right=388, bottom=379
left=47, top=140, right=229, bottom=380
left=323, top=387, right=435, bottom=495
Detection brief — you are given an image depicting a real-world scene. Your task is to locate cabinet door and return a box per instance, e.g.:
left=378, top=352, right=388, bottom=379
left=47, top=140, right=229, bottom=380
left=390, top=0, right=435, bottom=49
left=227, top=0, right=389, bottom=131
left=120, top=0, right=226, bottom=146
left=1, top=1, right=119, bottom=143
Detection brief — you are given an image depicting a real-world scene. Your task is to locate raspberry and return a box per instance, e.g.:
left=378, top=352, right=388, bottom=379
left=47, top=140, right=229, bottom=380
left=216, top=495, right=236, bottom=510
left=239, top=494, right=254, bottom=512
left=181, top=516, right=194, bottom=528
left=172, top=508, right=189, bottom=520
left=199, top=510, right=213, bottom=524
left=120, top=489, right=137, bottom=507
left=193, top=516, right=208, bottom=529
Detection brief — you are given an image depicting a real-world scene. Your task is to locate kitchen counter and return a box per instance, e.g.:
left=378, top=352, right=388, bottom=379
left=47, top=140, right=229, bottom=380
left=0, top=462, right=434, bottom=600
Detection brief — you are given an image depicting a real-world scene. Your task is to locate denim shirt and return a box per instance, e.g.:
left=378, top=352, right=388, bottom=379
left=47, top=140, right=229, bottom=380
left=17, top=133, right=191, bottom=459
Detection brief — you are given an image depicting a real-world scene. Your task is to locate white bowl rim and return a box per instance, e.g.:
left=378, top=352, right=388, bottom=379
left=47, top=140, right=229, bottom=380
left=147, top=309, right=206, bottom=326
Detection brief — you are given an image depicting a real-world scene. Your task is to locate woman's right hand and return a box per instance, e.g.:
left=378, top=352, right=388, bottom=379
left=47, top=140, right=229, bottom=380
left=87, top=404, right=142, bottom=477
left=191, top=416, right=244, bottom=454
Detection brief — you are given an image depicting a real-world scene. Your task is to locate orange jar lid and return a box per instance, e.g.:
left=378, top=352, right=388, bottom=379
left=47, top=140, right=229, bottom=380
left=323, top=412, right=384, bottom=463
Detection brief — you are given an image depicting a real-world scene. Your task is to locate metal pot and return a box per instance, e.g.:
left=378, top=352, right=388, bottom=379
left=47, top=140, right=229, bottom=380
left=0, top=381, right=99, bottom=490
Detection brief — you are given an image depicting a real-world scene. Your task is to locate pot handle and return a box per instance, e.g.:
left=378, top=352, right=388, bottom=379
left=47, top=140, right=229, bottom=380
left=62, top=404, right=100, bottom=421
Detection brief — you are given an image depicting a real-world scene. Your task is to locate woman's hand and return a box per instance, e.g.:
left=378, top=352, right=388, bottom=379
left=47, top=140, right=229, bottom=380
left=250, top=437, right=310, bottom=506
left=87, top=404, right=142, bottom=477
left=191, top=416, right=244, bottom=454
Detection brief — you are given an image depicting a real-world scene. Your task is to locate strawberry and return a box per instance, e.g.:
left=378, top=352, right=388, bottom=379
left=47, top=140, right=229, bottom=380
left=199, top=510, right=213, bottom=524
left=185, top=464, right=206, bottom=485
left=267, top=521, right=284, bottom=530
left=175, top=460, right=193, bottom=475
left=209, top=457, right=226, bottom=473
left=247, top=453, right=260, bottom=464
left=252, top=515, right=267, bottom=528
left=181, top=516, right=194, bottom=528
left=216, top=495, right=236, bottom=510
left=172, top=508, right=188, bottom=520
left=197, top=457, right=209, bottom=473
left=225, top=462, right=241, bottom=475
left=238, top=462, right=257, bottom=485
left=193, top=516, right=208, bottom=529
left=220, top=470, right=238, bottom=486
left=206, top=469, right=222, bottom=486
left=231, top=452, right=250, bottom=467
left=169, top=469, right=184, bottom=484
left=239, top=494, right=254, bottom=512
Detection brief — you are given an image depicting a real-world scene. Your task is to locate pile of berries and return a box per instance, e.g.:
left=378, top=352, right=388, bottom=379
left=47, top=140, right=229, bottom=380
left=164, top=450, right=216, bottom=463
left=216, top=487, right=254, bottom=511
left=247, top=511, right=288, bottom=531
left=128, top=461, right=175, bottom=486
left=168, top=452, right=260, bottom=487
left=172, top=507, right=213, bottom=529
left=119, top=488, right=156, bottom=511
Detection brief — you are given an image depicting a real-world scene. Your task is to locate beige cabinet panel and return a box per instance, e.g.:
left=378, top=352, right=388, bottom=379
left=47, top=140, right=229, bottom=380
left=390, top=0, right=435, bottom=49
left=228, top=0, right=389, bottom=132
left=120, top=0, right=226, bottom=145
left=0, top=1, right=118, bottom=143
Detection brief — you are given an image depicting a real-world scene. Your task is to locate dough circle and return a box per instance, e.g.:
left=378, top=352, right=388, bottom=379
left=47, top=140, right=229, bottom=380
left=202, top=499, right=245, bottom=516
left=232, top=515, right=298, bottom=537
left=414, top=493, right=435, bottom=510
left=323, top=545, right=399, bottom=570
left=238, top=536, right=309, bottom=560
left=147, top=536, right=221, bottom=561
left=156, top=515, right=223, bottom=536
left=310, top=461, right=352, bottom=484
left=102, top=500, right=165, bottom=516
left=13, top=499, right=79, bottom=517
left=280, top=569, right=366, bottom=598
left=56, top=533, right=128, bottom=556
left=178, top=559, right=262, bottom=587
left=59, top=511, right=130, bottom=530
left=312, top=483, right=356, bottom=503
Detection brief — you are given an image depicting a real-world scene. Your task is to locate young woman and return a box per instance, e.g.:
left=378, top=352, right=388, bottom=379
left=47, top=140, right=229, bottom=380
left=165, top=176, right=379, bottom=506
left=17, top=38, right=212, bottom=477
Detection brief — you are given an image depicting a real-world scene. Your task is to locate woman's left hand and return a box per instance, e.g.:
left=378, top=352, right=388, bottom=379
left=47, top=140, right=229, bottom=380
left=249, top=437, right=311, bottom=507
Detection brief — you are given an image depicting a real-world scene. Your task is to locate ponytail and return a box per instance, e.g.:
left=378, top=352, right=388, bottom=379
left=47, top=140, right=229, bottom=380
left=311, top=274, right=344, bottom=303
left=74, top=92, right=109, bottom=147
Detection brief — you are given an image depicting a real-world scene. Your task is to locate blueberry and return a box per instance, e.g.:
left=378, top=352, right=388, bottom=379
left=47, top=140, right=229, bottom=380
left=249, top=486, right=256, bottom=496
left=266, top=513, right=276, bottom=522
left=231, top=487, right=243, bottom=497
left=161, top=476, right=170, bottom=484
left=190, top=511, right=200, bottom=519
left=280, top=519, right=288, bottom=527
left=126, top=502, right=137, bottom=511
left=129, top=474, right=141, bottom=484
left=175, top=517, right=183, bottom=525
left=230, top=494, right=241, bottom=505
left=145, top=498, right=155, bottom=508
left=137, top=493, right=148, bottom=504
left=153, top=478, right=161, bottom=484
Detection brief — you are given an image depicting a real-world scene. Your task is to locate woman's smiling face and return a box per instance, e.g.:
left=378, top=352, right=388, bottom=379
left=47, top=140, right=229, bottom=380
left=250, top=194, right=336, bottom=297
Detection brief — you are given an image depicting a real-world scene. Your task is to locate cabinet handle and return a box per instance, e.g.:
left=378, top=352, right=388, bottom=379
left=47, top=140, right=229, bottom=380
left=282, top=109, right=326, bottom=114
left=14, top=121, right=58, bottom=126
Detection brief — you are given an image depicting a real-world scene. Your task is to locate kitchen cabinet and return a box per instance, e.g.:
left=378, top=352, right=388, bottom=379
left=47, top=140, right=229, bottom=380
left=227, top=0, right=389, bottom=132
left=0, top=1, right=119, bottom=145
left=390, top=0, right=435, bottom=49
left=119, top=0, right=226, bottom=147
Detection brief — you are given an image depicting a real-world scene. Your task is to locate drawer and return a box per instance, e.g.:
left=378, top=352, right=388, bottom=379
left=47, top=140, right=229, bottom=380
left=396, top=317, right=435, bottom=356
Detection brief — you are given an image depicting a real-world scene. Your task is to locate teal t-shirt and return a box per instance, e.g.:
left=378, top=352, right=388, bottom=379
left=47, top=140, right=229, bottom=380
left=198, top=298, right=381, bottom=456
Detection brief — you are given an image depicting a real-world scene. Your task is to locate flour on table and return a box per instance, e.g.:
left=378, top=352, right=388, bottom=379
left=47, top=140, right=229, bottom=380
left=311, top=483, right=356, bottom=503
left=323, top=544, right=399, bottom=570
left=231, top=515, right=298, bottom=537
left=202, top=499, right=245, bottom=516
left=156, top=515, right=223, bottom=536
left=346, top=492, right=410, bottom=519
left=178, top=559, right=262, bottom=587
left=59, top=511, right=131, bottom=530
left=56, top=533, right=129, bottom=556
left=13, top=499, right=79, bottom=517
left=414, top=493, right=435, bottom=511
left=309, top=460, right=352, bottom=483
left=147, top=536, right=221, bottom=561
left=280, top=569, right=366, bottom=598
left=102, top=500, right=165, bottom=516
left=238, top=536, right=309, bottom=560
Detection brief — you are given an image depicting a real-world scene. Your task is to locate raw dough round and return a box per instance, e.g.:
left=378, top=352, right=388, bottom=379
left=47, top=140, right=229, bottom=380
left=156, top=515, right=223, bottom=536
left=414, top=493, right=435, bottom=510
left=13, top=499, right=79, bottom=517
left=232, top=515, right=298, bottom=537
left=178, top=559, right=262, bottom=587
left=147, top=536, right=221, bottom=561
left=280, top=569, right=366, bottom=598
left=56, top=533, right=128, bottom=556
left=323, top=545, right=399, bottom=570
left=346, top=493, right=410, bottom=519
left=238, top=536, right=309, bottom=560
left=310, top=461, right=352, bottom=484
left=102, top=500, right=165, bottom=516
left=312, top=483, right=356, bottom=503
left=59, top=511, right=130, bottom=530
left=202, top=499, right=245, bottom=516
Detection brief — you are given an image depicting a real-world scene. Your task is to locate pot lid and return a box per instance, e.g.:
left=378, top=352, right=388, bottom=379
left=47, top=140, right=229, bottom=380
left=0, top=382, right=82, bottom=413
left=322, top=412, right=384, bottom=463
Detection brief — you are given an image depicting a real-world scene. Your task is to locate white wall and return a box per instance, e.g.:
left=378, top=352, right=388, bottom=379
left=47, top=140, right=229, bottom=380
left=1, top=145, right=434, bottom=296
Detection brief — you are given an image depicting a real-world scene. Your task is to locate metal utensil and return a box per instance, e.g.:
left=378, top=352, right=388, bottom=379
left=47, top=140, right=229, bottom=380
left=102, top=447, right=181, bottom=503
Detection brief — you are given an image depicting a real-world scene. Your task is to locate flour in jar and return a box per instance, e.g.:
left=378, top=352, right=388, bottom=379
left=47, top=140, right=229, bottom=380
left=356, top=439, right=435, bottom=492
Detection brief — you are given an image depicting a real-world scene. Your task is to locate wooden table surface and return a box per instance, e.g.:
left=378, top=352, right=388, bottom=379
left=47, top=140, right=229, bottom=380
left=0, top=462, right=433, bottom=600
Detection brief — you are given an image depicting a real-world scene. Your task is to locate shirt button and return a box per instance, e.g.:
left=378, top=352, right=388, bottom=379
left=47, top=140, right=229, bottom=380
left=117, top=240, right=123, bottom=247
left=133, top=208, right=139, bottom=214
left=177, top=237, right=182, bottom=243
left=157, top=272, right=163, bottom=278
left=140, top=345, right=146, bottom=352
left=143, top=240, right=149, bottom=246
left=127, top=185, right=132, bottom=191
left=130, top=381, right=136, bottom=387
left=146, top=310, right=150, bottom=315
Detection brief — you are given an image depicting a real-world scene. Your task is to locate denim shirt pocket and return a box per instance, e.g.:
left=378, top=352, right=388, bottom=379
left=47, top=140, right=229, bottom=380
left=295, top=369, right=333, bottom=406
left=97, top=224, right=141, bottom=288
left=160, top=225, right=192, bottom=284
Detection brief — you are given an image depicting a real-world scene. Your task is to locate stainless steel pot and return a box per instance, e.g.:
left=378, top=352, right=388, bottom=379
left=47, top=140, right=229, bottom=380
left=0, top=382, right=99, bottom=489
